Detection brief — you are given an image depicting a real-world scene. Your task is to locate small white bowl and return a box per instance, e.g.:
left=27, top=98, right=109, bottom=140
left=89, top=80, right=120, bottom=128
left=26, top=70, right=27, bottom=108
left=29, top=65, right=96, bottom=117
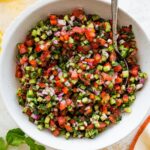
left=0, top=0, right=150, bottom=149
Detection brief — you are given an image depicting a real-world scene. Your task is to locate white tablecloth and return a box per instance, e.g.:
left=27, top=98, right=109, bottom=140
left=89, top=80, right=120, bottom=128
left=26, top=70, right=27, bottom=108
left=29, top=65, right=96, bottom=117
left=0, top=0, right=150, bottom=149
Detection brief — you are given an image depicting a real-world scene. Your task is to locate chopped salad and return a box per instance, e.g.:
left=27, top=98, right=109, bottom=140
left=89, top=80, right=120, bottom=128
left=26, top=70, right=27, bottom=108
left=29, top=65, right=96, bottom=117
left=15, top=9, right=147, bottom=139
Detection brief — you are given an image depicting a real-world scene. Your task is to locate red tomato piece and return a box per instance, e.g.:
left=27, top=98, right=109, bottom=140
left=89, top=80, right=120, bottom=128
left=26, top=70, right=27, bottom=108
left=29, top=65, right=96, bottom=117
left=130, top=65, right=139, bottom=76
left=99, top=122, right=107, bottom=129
left=52, top=129, right=60, bottom=136
left=114, top=65, right=122, bottom=72
left=57, top=116, right=66, bottom=126
left=101, top=72, right=112, bottom=81
left=94, top=54, right=101, bottom=63
left=25, top=39, right=34, bottom=46
left=123, top=94, right=129, bottom=103
left=109, top=52, right=117, bottom=61
left=18, top=43, right=27, bottom=54
left=59, top=100, right=67, bottom=111
left=71, top=70, right=78, bottom=79
left=20, top=56, right=28, bottom=65
left=29, top=60, right=37, bottom=67
left=72, top=26, right=85, bottom=34
left=65, top=124, right=73, bottom=132
left=72, top=8, right=84, bottom=18
left=62, top=87, right=69, bottom=94
left=115, top=77, right=123, bottom=84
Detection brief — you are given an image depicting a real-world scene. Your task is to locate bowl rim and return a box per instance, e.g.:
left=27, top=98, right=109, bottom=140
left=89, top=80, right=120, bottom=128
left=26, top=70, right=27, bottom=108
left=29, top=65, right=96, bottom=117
left=0, top=0, right=150, bottom=149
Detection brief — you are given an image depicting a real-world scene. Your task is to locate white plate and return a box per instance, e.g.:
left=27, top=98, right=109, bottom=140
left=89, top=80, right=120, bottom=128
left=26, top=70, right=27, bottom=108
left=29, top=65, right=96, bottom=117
left=0, top=0, right=150, bottom=149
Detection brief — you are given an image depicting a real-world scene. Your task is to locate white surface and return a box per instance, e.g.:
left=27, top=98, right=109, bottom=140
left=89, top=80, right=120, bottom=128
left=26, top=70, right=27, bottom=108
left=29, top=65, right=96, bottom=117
left=0, top=0, right=150, bottom=150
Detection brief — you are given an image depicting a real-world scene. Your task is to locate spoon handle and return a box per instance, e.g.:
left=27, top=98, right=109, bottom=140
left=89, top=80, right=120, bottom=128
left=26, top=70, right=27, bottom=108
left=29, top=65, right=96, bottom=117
left=111, top=0, right=118, bottom=50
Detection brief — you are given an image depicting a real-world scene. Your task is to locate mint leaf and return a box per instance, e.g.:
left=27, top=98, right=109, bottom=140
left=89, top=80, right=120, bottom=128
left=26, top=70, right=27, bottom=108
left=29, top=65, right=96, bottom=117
left=6, top=128, right=25, bottom=146
left=25, top=137, right=35, bottom=146
left=35, top=144, right=45, bottom=150
left=0, top=137, right=7, bottom=150
left=26, top=137, right=45, bottom=150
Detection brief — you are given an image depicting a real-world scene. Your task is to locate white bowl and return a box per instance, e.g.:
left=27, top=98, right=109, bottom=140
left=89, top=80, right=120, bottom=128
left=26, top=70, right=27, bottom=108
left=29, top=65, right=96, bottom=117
left=0, top=0, right=150, bottom=149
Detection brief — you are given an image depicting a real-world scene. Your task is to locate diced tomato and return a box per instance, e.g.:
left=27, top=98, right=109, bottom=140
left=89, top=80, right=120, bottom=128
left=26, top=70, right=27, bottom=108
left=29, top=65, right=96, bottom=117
left=18, top=43, right=27, bottom=54
left=70, top=119, right=76, bottom=125
left=86, top=124, right=94, bottom=129
left=94, top=82, right=98, bottom=88
left=101, top=92, right=110, bottom=103
left=65, top=124, right=73, bottom=132
left=84, top=106, right=92, bottom=115
left=49, top=15, right=57, bottom=25
left=20, top=56, right=28, bottom=65
left=104, top=62, right=111, bottom=68
left=57, top=116, right=66, bottom=126
left=72, top=8, right=84, bottom=18
left=115, top=77, right=123, bottom=84
left=109, top=115, right=116, bottom=123
left=84, top=58, right=94, bottom=63
left=85, top=28, right=96, bottom=41
left=114, top=65, right=122, bottom=72
left=109, top=52, right=117, bottom=61
left=40, top=42, right=51, bottom=51
left=45, top=95, right=51, bottom=101
left=121, top=34, right=128, bottom=39
left=91, top=42, right=99, bottom=49
left=15, top=65, right=23, bottom=78
left=116, top=99, right=122, bottom=106
left=115, top=85, right=121, bottom=91
left=52, top=70, right=58, bottom=76
left=98, top=38, right=106, bottom=46
left=94, top=54, right=101, bottom=63
left=55, top=80, right=63, bottom=87
left=40, top=51, right=50, bottom=62
left=82, top=45, right=91, bottom=52
left=123, top=94, right=129, bottom=103
left=35, top=44, right=41, bottom=52
left=50, top=120, right=55, bottom=126
left=102, top=105, right=108, bottom=114
left=64, top=34, right=69, bottom=41
left=29, top=60, right=37, bottom=67
left=62, top=87, right=69, bottom=94
left=26, top=108, right=32, bottom=116
left=79, top=62, right=86, bottom=70
left=99, top=122, right=107, bottom=129
left=49, top=15, right=57, bottom=20
left=25, top=39, right=34, bottom=46
left=59, top=100, right=67, bottom=111
left=109, top=32, right=113, bottom=38
left=71, top=70, right=78, bottom=79
left=52, top=129, right=60, bottom=136
left=72, top=26, right=85, bottom=34
left=101, top=72, right=112, bottom=81
left=66, top=99, right=72, bottom=105
left=73, top=88, right=77, bottom=92
left=51, top=19, right=57, bottom=25
left=38, top=82, right=46, bottom=88
left=130, top=66, right=139, bottom=76
left=15, top=70, right=23, bottom=78
left=89, top=93, right=95, bottom=100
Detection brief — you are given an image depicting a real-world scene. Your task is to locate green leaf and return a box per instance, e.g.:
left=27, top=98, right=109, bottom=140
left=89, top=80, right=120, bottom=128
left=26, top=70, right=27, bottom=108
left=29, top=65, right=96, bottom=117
left=0, top=137, right=7, bottom=150
left=6, top=128, right=25, bottom=146
left=26, top=137, right=45, bottom=150
left=25, top=137, right=35, bottom=146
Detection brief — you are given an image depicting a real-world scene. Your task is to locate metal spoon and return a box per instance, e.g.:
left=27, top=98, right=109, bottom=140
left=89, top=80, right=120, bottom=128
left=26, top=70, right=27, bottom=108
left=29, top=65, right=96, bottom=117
left=111, top=0, right=129, bottom=86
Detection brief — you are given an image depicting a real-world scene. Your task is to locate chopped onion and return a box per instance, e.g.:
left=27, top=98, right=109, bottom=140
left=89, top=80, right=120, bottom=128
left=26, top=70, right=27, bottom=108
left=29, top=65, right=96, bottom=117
left=139, top=78, right=145, bottom=84
left=54, top=31, right=61, bottom=37
left=136, top=84, right=143, bottom=90
left=31, top=114, right=39, bottom=120
left=58, top=19, right=66, bottom=26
